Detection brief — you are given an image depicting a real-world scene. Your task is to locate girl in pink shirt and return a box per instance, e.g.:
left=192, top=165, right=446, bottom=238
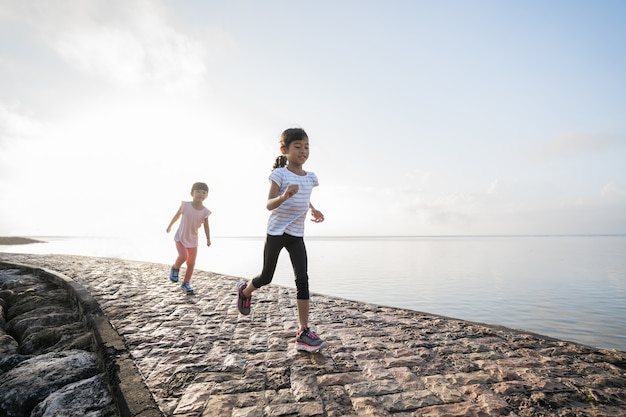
left=166, top=182, right=212, bottom=295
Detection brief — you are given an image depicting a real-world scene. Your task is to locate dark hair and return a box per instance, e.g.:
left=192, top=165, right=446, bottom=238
left=191, top=182, right=209, bottom=193
left=272, top=127, right=308, bottom=170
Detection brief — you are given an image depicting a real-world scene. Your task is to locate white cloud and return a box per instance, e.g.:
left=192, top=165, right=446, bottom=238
left=601, top=182, right=626, bottom=200
left=3, top=0, right=220, bottom=93
left=55, top=19, right=207, bottom=92
left=0, top=102, right=43, bottom=145
left=403, top=168, right=432, bottom=188
left=532, top=132, right=626, bottom=159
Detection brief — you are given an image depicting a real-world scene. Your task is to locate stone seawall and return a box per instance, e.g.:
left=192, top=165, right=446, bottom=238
left=0, top=262, right=161, bottom=417
left=1, top=253, right=625, bottom=416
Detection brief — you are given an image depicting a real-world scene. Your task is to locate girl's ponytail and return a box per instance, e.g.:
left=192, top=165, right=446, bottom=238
left=272, top=155, right=287, bottom=170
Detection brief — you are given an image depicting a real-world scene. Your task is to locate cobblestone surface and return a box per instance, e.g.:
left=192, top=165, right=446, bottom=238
left=1, top=253, right=625, bottom=416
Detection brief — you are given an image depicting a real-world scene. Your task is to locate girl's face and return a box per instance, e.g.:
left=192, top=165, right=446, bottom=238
left=191, top=189, right=208, bottom=202
left=282, top=138, right=309, bottom=165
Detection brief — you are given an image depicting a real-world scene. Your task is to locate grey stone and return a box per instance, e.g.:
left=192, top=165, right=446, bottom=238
left=0, top=350, right=101, bottom=416
left=0, top=331, right=18, bottom=357
left=19, top=322, right=94, bottom=354
left=30, top=374, right=118, bottom=417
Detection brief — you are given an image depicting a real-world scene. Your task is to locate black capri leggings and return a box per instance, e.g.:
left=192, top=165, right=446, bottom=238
left=251, top=233, right=310, bottom=300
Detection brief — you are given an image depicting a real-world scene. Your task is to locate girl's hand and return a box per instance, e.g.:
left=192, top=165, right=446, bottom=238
left=282, top=184, right=299, bottom=200
left=310, top=209, right=325, bottom=223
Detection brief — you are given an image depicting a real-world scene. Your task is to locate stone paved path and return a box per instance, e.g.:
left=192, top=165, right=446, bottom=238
left=1, top=253, right=625, bottom=416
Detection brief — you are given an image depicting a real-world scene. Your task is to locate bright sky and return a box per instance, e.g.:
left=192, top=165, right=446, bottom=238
left=1, top=0, right=625, bottom=238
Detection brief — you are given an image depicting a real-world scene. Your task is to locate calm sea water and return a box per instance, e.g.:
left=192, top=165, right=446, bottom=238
left=2, top=235, right=625, bottom=351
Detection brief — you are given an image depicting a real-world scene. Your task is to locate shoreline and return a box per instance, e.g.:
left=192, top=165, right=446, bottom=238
left=2, top=238, right=624, bottom=352
left=0, top=236, right=46, bottom=245
left=1, top=253, right=625, bottom=415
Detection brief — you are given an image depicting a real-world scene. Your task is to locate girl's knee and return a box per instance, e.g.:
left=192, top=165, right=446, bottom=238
left=295, top=277, right=309, bottom=299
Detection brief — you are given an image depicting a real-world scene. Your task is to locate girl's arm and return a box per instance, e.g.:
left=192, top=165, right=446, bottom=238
left=266, top=181, right=299, bottom=211
left=204, top=218, right=211, bottom=247
left=166, top=208, right=182, bottom=233
left=309, top=203, right=325, bottom=223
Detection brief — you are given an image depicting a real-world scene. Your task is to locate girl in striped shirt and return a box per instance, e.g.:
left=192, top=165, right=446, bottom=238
left=236, top=128, right=327, bottom=352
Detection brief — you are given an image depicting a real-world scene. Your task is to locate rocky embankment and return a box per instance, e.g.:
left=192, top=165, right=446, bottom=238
left=0, top=266, right=118, bottom=416
left=0, top=262, right=161, bottom=417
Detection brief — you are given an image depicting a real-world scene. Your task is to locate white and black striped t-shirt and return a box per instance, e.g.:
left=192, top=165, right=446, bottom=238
left=267, top=167, right=319, bottom=237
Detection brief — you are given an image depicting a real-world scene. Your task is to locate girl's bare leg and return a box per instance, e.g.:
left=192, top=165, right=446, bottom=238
left=297, top=299, right=309, bottom=331
left=243, top=282, right=257, bottom=298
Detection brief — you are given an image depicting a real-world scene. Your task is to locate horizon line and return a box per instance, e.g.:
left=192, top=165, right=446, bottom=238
left=4, top=233, right=626, bottom=240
